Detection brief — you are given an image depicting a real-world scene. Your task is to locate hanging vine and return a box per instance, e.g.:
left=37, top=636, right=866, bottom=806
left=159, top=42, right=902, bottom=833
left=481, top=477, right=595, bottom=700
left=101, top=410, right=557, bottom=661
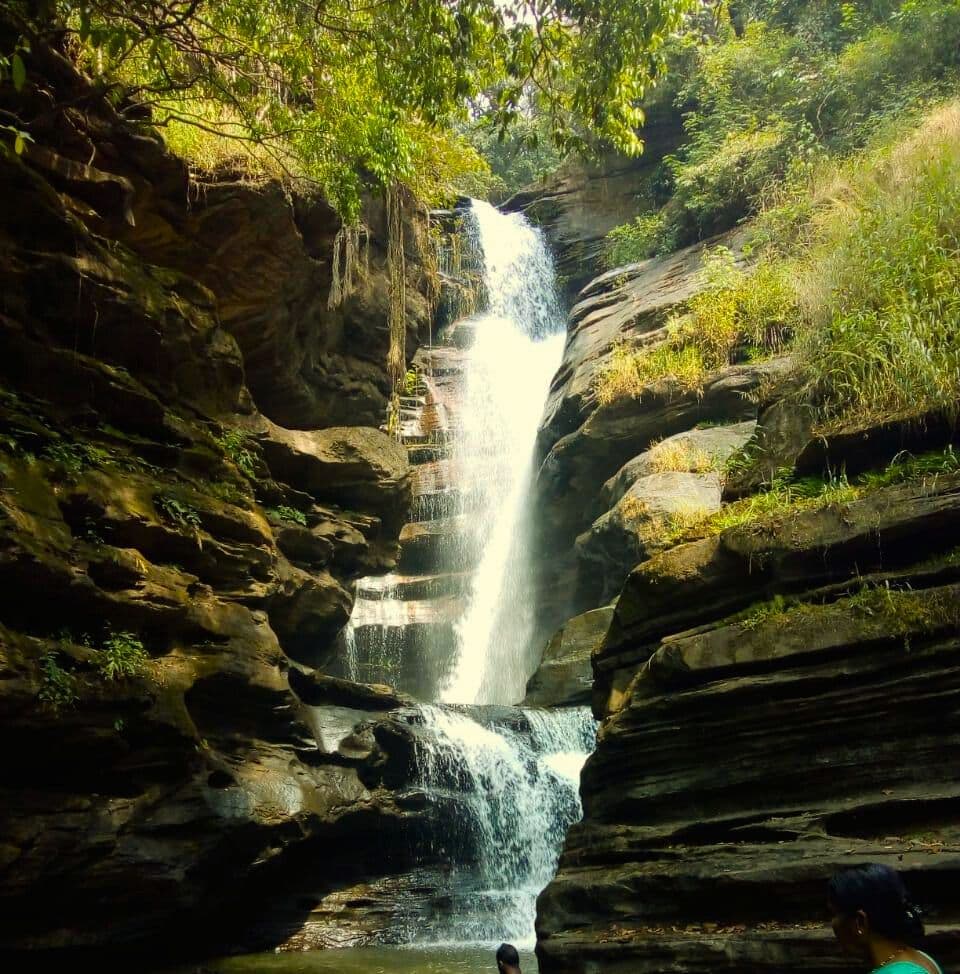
left=411, top=203, right=441, bottom=318
left=386, top=182, right=406, bottom=439
left=327, top=223, right=370, bottom=310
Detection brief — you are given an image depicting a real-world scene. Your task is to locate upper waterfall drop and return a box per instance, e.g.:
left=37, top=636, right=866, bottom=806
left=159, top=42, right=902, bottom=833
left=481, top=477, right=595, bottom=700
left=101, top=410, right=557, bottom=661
left=439, top=200, right=566, bottom=706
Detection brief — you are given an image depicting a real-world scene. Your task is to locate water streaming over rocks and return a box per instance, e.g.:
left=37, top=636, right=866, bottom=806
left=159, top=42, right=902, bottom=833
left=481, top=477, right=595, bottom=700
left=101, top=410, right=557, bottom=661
left=330, top=199, right=595, bottom=947
left=441, top=201, right=565, bottom=706
left=412, top=706, right=596, bottom=945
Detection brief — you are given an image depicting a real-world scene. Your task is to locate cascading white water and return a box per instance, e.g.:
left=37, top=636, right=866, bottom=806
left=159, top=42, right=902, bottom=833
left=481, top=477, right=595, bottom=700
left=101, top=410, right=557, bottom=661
left=440, top=200, right=565, bottom=706
left=413, top=706, right=596, bottom=946
left=327, top=199, right=594, bottom=949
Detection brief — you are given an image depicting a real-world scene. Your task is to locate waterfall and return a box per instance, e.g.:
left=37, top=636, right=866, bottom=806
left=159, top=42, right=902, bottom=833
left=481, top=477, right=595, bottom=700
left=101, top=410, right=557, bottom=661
left=440, top=201, right=565, bottom=706
left=330, top=199, right=594, bottom=949
left=412, top=706, right=596, bottom=945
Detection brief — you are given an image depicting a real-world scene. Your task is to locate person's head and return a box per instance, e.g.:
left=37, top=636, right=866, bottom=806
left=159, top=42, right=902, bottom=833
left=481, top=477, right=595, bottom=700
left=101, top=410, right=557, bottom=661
left=828, top=864, right=924, bottom=957
left=496, top=943, right=521, bottom=974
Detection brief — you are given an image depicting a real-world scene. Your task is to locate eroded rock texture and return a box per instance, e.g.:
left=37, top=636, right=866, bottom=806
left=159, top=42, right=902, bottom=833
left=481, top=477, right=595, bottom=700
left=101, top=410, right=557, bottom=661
left=531, top=214, right=960, bottom=973
left=0, top=34, right=434, bottom=955
left=529, top=232, right=766, bottom=641
left=538, top=477, right=960, bottom=974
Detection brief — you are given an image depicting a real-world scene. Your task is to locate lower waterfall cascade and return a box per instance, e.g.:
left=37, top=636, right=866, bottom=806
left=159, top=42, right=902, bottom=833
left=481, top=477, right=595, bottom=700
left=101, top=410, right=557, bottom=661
left=331, top=199, right=596, bottom=947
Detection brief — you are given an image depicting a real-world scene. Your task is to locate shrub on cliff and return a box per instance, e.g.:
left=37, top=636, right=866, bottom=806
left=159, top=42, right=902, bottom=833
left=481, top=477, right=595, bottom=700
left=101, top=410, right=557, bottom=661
left=98, top=631, right=148, bottom=682
left=595, top=247, right=797, bottom=402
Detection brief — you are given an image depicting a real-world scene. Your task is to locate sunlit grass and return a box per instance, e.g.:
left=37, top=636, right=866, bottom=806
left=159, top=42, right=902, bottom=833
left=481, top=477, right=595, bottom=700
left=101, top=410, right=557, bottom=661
left=658, top=446, right=960, bottom=549
left=647, top=437, right=719, bottom=474
left=595, top=99, right=960, bottom=432
left=794, top=101, right=960, bottom=428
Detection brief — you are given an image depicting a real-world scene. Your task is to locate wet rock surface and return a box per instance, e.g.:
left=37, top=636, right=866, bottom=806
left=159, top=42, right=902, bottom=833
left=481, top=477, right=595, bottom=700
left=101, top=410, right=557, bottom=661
left=328, top=333, right=485, bottom=701
left=524, top=606, right=615, bottom=708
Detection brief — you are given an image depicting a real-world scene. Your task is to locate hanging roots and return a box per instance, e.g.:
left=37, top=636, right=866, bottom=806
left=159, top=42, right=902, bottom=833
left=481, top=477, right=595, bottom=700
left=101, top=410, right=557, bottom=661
left=411, top=201, right=441, bottom=316
left=386, top=182, right=407, bottom=438
left=328, top=223, right=369, bottom=310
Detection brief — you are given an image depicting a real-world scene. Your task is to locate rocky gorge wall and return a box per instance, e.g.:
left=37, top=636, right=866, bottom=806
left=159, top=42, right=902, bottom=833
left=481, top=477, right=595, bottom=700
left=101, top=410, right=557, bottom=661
left=0, top=33, right=442, bottom=957
left=526, top=206, right=960, bottom=971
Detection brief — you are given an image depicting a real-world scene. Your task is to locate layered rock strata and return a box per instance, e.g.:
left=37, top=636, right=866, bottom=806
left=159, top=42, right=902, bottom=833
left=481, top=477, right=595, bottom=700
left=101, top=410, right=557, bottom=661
left=529, top=232, right=760, bottom=640
left=538, top=473, right=960, bottom=974
left=530, top=235, right=960, bottom=974
left=0, top=33, right=435, bottom=956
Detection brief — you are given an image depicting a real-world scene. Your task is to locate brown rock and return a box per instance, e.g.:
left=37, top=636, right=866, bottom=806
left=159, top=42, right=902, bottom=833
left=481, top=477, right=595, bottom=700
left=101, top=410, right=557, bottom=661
left=576, top=472, right=723, bottom=604
left=537, top=475, right=960, bottom=974
left=524, top=606, right=616, bottom=707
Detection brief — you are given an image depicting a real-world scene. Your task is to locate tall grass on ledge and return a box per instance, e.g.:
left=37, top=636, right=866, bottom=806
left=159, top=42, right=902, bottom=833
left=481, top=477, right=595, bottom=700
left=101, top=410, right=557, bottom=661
left=594, top=99, right=960, bottom=429
left=794, top=101, right=960, bottom=428
left=593, top=246, right=796, bottom=405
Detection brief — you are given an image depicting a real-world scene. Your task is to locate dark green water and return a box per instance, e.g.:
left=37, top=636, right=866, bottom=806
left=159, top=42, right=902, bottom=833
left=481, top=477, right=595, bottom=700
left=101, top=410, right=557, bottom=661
left=164, top=945, right=537, bottom=974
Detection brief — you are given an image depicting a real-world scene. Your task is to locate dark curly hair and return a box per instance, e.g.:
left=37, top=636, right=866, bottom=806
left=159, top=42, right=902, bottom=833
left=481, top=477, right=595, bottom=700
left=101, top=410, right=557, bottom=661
left=828, top=864, right=925, bottom=944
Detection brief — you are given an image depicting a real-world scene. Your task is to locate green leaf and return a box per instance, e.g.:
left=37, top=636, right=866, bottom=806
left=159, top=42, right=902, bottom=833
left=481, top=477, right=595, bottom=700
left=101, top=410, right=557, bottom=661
left=11, top=53, right=25, bottom=92
left=14, top=132, right=24, bottom=155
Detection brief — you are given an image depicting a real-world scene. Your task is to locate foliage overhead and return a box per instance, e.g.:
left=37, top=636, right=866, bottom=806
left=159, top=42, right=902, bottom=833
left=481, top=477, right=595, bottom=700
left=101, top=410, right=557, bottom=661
left=5, top=0, right=693, bottom=216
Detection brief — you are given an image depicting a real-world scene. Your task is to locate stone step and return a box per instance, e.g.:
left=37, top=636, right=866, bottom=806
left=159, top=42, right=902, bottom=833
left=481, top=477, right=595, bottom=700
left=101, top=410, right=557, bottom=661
left=355, top=571, right=472, bottom=602
left=406, top=443, right=448, bottom=465
left=398, top=517, right=478, bottom=574
left=413, top=346, right=469, bottom=374
left=411, top=458, right=456, bottom=496
left=411, top=488, right=471, bottom=522
left=439, top=319, right=478, bottom=349
left=349, top=593, right=465, bottom=630
left=339, top=621, right=459, bottom=700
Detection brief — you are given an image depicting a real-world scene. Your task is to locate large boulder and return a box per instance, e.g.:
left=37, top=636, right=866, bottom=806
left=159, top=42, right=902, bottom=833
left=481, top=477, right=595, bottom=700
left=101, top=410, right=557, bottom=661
left=601, top=422, right=756, bottom=511
left=576, top=472, right=723, bottom=604
left=252, top=418, right=411, bottom=528
left=536, top=359, right=786, bottom=553
left=524, top=606, right=615, bottom=707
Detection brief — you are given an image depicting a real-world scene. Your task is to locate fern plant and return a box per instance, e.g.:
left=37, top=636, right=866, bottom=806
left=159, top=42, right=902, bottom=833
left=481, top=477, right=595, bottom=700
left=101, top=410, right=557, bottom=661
left=97, top=631, right=148, bottom=681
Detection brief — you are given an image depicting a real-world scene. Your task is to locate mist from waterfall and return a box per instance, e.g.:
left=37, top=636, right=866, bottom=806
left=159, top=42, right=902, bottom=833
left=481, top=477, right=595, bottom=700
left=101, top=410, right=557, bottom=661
left=440, top=200, right=565, bottom=706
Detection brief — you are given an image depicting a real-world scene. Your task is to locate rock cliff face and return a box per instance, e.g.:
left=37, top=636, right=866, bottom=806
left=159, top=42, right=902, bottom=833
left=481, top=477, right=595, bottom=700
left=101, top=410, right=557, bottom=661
left=529, top=222, right=960, bottom=973
left=529, top=231, right=762, bottom=642
left=0, top=36, right=435, bottom=956
left=505, top=104, right=684, bottom=301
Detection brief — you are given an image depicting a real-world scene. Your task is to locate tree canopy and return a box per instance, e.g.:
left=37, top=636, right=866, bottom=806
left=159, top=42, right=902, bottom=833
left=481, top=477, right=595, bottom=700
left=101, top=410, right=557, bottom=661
left=5, top=0, right=692, bottom=215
